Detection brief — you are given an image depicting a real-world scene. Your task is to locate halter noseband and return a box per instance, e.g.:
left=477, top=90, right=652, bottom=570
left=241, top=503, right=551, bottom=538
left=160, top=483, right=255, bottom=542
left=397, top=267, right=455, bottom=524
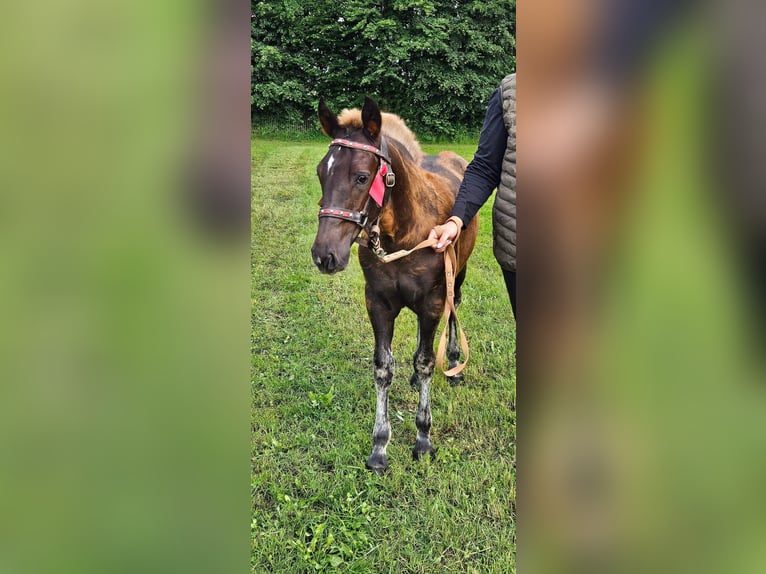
left=318, top=136, right=396, bottom=230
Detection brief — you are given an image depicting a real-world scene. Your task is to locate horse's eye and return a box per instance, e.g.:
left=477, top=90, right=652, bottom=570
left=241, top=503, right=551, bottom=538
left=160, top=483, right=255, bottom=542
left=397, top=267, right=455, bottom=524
left=356, top=174, right=369, bottom=185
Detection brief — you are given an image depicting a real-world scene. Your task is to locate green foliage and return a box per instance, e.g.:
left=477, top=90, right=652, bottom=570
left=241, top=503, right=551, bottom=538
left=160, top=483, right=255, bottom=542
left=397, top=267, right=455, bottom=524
left=251, top=0, right=515, bottom=139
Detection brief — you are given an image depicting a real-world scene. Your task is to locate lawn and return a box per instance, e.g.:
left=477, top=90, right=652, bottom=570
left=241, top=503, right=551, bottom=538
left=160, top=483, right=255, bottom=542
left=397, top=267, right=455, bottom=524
left=251, top=138, right=516, bottom=573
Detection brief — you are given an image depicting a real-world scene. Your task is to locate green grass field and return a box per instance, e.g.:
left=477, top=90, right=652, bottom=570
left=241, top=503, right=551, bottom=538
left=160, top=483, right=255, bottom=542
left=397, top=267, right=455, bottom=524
left=252, top=139, right=516, bottom=573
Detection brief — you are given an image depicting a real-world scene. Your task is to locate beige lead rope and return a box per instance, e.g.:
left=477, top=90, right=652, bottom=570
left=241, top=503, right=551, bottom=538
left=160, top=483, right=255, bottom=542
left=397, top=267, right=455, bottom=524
left=369, top=235, right=470, bottom=377
left=435, top=243, right=470, bottom=376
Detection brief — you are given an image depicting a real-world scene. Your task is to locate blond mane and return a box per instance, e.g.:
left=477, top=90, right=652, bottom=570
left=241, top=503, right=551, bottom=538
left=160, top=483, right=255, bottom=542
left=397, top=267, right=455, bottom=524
left=337, top=108, right=424, bottom=164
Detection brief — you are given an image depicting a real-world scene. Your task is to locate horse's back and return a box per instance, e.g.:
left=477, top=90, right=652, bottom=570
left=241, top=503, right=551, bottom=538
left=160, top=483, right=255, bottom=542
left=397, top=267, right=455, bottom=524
left=420, top=151, right=477, bottom=271
left=420, top=151, right=467, bottom=195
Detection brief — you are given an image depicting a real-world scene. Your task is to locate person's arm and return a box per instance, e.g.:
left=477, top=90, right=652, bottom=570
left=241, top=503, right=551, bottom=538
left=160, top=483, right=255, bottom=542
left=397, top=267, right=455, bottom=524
left=431, top=87, right=508, bottom=251
left=452, top=87, right=507, bottom=225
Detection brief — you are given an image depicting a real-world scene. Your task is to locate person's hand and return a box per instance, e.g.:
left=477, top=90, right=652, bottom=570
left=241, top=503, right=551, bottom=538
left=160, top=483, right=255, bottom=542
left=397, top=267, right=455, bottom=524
left=428, top=216, right=463, bottom=253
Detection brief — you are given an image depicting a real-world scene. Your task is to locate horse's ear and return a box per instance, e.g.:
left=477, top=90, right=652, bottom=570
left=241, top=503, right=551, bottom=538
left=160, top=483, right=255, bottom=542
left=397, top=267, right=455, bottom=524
left=362, top=97, right=382, bottom=140
left=318, top=99, right=339, bottom=137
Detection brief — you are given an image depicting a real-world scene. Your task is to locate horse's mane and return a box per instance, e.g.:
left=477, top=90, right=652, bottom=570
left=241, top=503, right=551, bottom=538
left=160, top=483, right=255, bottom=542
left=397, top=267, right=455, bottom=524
left=337, top=108, right=424, bottom=164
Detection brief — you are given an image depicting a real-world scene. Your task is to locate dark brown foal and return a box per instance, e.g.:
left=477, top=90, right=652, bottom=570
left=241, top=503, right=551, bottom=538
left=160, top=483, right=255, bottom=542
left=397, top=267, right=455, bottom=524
left=311, top=97, right=478, bottom=472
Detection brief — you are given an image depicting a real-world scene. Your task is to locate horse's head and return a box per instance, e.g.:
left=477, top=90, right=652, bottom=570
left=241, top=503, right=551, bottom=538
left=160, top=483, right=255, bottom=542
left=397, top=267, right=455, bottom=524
left=311, top=97, right=385, bottom=274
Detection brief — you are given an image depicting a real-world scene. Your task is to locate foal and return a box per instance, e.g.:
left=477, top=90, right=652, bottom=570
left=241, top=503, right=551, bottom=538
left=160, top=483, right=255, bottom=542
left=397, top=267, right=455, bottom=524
left=311, top=98, right=478, bottom=472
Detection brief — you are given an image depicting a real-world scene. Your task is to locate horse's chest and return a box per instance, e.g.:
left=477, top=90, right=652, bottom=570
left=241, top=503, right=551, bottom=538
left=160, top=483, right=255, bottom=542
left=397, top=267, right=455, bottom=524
left=360, top=253, right=443, bottom=307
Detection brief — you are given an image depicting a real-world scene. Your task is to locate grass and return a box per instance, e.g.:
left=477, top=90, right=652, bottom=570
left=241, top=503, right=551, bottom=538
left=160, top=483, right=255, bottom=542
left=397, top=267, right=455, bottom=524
left=252, top=138, right=516, bottom=573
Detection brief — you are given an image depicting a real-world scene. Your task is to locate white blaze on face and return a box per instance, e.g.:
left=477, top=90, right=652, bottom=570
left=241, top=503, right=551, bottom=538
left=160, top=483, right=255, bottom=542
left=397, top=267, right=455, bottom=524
left=326, top=151, right=336, bottom=174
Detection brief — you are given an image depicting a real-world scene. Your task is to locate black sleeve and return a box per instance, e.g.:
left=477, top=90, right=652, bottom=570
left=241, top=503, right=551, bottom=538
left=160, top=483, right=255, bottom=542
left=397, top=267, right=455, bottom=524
left=450, top=87, right=507, bottom=227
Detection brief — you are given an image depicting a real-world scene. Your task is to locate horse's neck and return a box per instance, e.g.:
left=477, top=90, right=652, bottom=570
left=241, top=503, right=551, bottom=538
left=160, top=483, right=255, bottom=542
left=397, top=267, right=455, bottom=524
left=380, top=142, right=436, bottom=248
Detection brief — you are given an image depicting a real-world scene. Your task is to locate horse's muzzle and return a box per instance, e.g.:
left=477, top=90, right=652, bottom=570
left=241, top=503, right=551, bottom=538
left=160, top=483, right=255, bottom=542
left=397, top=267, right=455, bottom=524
left=311, top=244, right=348, bottom=274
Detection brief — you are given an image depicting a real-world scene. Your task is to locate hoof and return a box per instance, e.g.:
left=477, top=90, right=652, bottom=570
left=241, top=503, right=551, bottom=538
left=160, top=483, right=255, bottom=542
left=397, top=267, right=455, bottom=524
left=447, top=372, right=464, bottom=386
left=412, top=440, right=436, bottom=461
left=409, top=372, right=421, bottom=391
left=365, top=454, right=388, bottom=474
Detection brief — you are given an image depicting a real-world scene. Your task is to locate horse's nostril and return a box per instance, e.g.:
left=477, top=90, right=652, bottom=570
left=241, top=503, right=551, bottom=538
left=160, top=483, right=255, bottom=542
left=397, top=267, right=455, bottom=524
left=311, top=244, right=341, bottom=273
left=325, top=253, right=337, bottom=271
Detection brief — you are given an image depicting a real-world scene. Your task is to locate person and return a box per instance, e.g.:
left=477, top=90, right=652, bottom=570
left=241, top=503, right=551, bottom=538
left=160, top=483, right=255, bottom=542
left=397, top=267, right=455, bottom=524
left=430, top=74, right=516, bottom=318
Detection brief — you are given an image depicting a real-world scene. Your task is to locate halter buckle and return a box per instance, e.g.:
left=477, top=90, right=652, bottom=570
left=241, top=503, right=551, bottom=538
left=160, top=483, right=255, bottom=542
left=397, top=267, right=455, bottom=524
left=384, top=171, right=396, bottom=188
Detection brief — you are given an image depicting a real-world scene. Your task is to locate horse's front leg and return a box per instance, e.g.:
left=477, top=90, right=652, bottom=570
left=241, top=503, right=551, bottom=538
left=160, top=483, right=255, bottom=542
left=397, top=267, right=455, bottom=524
left=411, top=312, right=440, bottom=460
left=365, top=293, right=399, bottom=473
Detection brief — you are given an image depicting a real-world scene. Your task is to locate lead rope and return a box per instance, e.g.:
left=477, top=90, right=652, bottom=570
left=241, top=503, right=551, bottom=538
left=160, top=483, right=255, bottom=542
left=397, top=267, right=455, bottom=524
left=358, top=234, right=470, bottom=377
left=435, top=243, right=469, bottom=376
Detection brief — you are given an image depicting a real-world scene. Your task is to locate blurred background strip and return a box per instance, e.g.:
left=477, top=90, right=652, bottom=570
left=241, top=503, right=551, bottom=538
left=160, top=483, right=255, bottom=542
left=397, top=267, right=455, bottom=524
left=0, top=1, right=251, bottom=573
left=518, top=0, right=766, bottom=572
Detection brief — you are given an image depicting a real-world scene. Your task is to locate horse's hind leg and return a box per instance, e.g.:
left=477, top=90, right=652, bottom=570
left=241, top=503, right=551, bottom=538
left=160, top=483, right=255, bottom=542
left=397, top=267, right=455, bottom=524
left=410, top=313, right=440, bottom=460
left=365, top=295, right=399, bottom=473
left=447, top=266, right=467, bottom=386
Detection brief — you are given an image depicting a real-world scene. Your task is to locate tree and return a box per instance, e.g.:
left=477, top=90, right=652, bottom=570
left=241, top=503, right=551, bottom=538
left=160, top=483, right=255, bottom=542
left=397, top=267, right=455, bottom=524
left=252, top=0, right=515, bottom=139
